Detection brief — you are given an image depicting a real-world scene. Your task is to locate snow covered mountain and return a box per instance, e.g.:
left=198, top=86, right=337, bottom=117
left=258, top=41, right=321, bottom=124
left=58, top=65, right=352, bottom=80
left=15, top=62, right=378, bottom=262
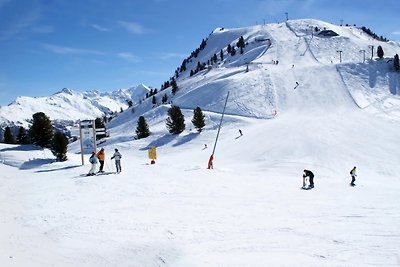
left=0, top=84, right=151, bottom=138
left=108, top=19, right=400, bottom=133
left=1, top=19, right=400, bottom=267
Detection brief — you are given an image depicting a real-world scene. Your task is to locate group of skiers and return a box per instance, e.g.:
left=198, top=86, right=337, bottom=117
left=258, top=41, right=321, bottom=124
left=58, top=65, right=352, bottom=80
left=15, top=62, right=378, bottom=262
left=86, top=146, right=358, bottom=187
left=87, top=148, right=122, bottom=176
left=302, top=166, right=357, bottom=189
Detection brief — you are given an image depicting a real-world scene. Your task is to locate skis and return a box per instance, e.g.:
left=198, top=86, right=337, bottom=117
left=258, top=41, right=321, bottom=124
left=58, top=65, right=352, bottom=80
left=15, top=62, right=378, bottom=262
left=80, top=171, right=117, bottom=177
left=97, top=171, right=117, bottom=176
left=301, top=186, right=313, bottom=190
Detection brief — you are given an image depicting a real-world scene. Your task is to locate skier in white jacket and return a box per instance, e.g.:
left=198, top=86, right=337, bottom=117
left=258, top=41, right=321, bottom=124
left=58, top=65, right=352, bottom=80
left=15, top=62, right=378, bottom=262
left=111, top=148, right=122, bottom=173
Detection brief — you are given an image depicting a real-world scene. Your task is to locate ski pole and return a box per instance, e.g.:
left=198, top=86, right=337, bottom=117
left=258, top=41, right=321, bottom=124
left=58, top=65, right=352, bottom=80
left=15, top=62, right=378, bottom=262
left=110, top=159, right=115, bottom=173
left=105, top=161, right=110, bottom=172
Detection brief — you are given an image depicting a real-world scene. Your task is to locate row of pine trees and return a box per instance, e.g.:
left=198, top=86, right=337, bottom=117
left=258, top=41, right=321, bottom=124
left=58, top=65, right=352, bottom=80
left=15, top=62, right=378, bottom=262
left=135, top=106, right=205, bottom=138
left=3, top=106, right=206, bottom=159
left=3, top=112, right=68, bottom=161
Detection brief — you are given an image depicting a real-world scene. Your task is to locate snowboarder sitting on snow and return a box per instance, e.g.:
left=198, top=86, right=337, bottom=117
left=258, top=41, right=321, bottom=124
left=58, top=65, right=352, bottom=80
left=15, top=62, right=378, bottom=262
left=87, top=152, right=98, bottom=176
left=110, top=148, right=122, bottom=173
left=96, top=148, right=105, bottom=173
left=303, top=169, right=314, bottom=189
left=350, top=166, right=357, bottom=186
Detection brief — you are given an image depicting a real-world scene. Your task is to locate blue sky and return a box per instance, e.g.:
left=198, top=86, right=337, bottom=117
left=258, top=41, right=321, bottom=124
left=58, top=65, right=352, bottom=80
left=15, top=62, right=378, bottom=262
left=0, top=0, right=399, bottom=106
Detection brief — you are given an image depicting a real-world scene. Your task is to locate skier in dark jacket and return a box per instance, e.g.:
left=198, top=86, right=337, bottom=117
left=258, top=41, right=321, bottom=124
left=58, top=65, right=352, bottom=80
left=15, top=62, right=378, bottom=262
left=87, top=152, right=98, bottom=176
left=350, top=166, right=357, bottom=186
left=303, top=169, right=314, bottom=189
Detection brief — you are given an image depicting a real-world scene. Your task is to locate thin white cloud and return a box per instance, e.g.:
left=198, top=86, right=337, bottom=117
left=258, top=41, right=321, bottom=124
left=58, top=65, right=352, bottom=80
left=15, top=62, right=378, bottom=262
left=118, top=21, right=145, bottom=34
left=32, top=25, right=54, bottom=34
left=159, top=52, right=187, bottom=60
left=117, top=52, right=141, bottom=62
left=42, top=43, right=105, bottom=55
left=91, top=24, right=110, bottom=32
left=0, top=8, right=41, bottom=41
left=392, top=31, right=400, bottom=35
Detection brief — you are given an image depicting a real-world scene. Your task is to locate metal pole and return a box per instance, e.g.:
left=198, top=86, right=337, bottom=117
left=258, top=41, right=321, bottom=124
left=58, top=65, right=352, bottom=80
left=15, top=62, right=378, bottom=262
left=79, top=121, right=84, bottom=165
left=360, top=49, right=365, bottom=63
left=92, top=120, right=97, bottom=153
left=369, top=45, right=374, bottom=59
left=337, top=50, right=343, bottom=63
left=212, top=91, right=230, bottom=156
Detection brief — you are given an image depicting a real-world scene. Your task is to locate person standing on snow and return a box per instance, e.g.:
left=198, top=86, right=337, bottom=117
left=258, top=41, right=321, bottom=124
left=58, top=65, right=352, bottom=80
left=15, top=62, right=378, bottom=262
left=111, top=148, right=122, bottom=173
left=303, top=169, right=315, bottom=189
left=97, top=148, right=105, bottom=173
left=87, top=152, right=98, bottom=176
left=350, top=166, right=357, bottom=186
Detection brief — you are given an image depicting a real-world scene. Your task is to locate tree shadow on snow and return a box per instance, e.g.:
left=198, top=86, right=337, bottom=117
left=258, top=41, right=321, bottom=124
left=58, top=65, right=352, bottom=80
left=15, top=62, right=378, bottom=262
left=140, top=132, right=199, bottom=150
left=388, top=73, right=400, bottom=95
left=140, top=134, right=176, bottom=150
left=35, top=165, right=82, bottom=173
left=19, top=158, right=55, bottom=170
left=0, top=145, right=40, bottom=152
left=172, top=132, right=198, bottom=147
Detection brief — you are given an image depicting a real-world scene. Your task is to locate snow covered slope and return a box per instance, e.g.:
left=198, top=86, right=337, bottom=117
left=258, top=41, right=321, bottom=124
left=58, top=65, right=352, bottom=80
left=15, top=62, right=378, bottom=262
left=108, top=19, right=400, bottom=128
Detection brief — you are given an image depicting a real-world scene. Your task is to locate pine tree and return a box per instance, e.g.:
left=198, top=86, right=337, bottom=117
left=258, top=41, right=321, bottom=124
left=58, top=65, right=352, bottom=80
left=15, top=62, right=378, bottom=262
left=171, top=79, right=178, bottom=95
left=16, top=126, right=30, bottom=144
left=50, top=131, right=68, bottom=161
left=152, top=95, right=157, bottom=105
left=162, top=94, right=168, bottom=104
left=377, top=45, right=384, bottom=59
left=95, top=117, right=107, bottom=139
left=29, top=112, right=53, bottom=148
left=166, top=106, right=185, bottom=134
left=394, top=54, right=400, bottom=71
left=227, top=44, right=232, bottom=54
left=220, top=49, right=224, bottom=61
left=230, top=46, right=236, bottom=56
left=95, top=117, right=105, bottom=129
left=191, top=107, right=205, bottom=132
left=237, top=36, right=245, bottom=54
left=136, top=116, right=150, bottom=139
left=3, top=126, right=15, bottom=144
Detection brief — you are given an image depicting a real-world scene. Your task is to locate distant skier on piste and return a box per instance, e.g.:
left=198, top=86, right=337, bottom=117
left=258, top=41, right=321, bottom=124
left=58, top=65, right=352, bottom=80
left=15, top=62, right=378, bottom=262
left=302, top=169, right=314, bottom=189
left=350, top=166, right=357, bottom=186
left=87, top=152, right=98, bottom=176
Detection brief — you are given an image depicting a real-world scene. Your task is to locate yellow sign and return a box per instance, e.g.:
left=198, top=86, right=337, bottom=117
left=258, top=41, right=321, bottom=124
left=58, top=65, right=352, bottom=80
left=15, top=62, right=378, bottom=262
left=148, top=145, right=157, bottom=160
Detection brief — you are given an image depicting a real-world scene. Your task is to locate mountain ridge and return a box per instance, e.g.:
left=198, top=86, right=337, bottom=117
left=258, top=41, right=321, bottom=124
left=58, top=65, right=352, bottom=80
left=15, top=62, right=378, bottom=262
left=1, top=19, right=399, bottom=141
